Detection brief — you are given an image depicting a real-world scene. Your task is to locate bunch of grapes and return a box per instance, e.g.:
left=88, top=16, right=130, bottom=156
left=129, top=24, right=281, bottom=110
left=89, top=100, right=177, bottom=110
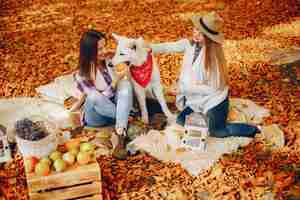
left=15, top=118, right=48, bottom=141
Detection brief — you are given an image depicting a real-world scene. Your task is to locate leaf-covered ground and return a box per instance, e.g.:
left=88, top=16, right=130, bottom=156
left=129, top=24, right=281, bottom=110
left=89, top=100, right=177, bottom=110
left=1, top=0, right=300, bottom=199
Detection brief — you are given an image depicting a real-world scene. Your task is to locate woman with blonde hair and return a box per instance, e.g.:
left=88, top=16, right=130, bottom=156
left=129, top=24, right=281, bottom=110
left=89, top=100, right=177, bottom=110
left=151, top=12, right=259, bottom=137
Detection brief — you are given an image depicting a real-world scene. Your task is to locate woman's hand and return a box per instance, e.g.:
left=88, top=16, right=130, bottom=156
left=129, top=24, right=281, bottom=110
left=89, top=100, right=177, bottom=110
left=111, top=68, right=129, bottom=89
left=115, top=63, right=129, bottom=80
left=166, top=84, right=179, bottom=96
left=69, top=94, right=86, bottom=112
left=116, top=70, right=128, bottom=80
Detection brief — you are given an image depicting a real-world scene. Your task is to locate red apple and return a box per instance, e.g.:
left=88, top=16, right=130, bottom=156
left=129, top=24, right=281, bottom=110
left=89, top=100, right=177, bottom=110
left=24, top=156, right=39, bottom=173
left=65, top=139, right=81, bottom=151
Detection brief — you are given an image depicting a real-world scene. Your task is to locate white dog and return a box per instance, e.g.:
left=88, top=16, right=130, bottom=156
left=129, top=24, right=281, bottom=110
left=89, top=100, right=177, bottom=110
left=111, top=33, right=175, bottom=124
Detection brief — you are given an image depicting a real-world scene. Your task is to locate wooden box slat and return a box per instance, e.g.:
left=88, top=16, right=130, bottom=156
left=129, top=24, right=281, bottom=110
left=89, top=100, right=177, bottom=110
left=29, top=181, right=101, bottom=200
left=79, top=194, right=102, bottom=200
left=27, top=162, right=101, bottom=193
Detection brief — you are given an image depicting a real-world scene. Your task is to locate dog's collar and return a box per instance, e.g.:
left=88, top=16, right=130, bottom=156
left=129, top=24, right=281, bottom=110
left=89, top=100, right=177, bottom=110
left=130, top=50, right=153, bottom=88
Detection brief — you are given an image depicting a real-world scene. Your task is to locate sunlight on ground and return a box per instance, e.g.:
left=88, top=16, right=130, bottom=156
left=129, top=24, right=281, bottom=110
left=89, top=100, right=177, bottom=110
left=174, top=11, right=209, bottom=22
left=224, top=38, right=289, bottom=64
left=225, top=19, right=300, bottom=64
left=263, top=19, right=300, bottom=37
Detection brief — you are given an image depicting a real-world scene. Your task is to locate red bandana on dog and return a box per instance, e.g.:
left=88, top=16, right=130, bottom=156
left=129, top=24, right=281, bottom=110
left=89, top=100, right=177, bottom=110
left=130, top=50, right=153, bottom=88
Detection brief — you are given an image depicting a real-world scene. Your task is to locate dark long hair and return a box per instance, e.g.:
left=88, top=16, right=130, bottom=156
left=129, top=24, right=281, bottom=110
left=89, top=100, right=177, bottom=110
left=78, top=30, right=106, bottom=80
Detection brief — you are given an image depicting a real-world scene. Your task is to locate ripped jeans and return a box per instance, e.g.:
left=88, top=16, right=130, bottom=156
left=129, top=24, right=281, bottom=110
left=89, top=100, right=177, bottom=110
left=83, top=80, right=133, bottom=129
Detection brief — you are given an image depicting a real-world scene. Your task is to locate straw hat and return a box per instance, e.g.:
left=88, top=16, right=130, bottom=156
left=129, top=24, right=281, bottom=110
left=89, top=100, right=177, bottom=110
left=191, top=12, right=224, bottom=44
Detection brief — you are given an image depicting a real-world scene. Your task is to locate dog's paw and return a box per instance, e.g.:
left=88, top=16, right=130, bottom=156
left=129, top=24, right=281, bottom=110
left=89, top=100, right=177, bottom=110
left=116, top=128, right=127, bottom=136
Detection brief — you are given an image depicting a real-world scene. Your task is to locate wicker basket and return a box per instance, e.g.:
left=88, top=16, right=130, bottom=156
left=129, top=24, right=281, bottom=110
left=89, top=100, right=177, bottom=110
left=15, top=116, right=58, bottom=158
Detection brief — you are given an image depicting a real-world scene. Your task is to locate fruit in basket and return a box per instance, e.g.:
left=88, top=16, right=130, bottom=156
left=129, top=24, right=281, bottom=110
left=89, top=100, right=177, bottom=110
left=50, top=151, right=62, bottom=161
left=30, top=129, right=46, bottom=141
left=80, top=142, right=94, bottom=154
left=15, top=118, right=34, bottom=130
left=65, top=139, right=81, bottom=150
left=63, top=152, right=75, bottom=165
left=69, top=148, right=79, bottom=156
left=15, top=118, right=49, bottom=141
left=53, top=159, right=66, bottom=172
left=35, top=161, right=50, bottom=176
left=77, top=151, right=91, bottom=165
left=40, top=157, right=52, bottom=166
left=24, top=156, right=39, bottom=173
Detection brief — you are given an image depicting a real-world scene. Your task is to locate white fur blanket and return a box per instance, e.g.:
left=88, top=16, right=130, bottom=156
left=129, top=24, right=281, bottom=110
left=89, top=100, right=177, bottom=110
left=128, top=128, right=253, bottom=176
left=129, top=122, right=284, bottom=176
left=35, top=73, right=80, bottom=104
left=126, top=98, right=270, bottom=176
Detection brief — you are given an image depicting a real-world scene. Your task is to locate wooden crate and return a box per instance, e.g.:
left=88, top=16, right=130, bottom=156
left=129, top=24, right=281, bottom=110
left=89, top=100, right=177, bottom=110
left=26, top=162, right=102, bottom=200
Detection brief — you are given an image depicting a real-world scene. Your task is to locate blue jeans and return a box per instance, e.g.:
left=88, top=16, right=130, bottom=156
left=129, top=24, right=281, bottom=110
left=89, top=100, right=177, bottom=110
left=176, top=97, right=259, bottom=138
left=84, top=80, right=133, bottom=129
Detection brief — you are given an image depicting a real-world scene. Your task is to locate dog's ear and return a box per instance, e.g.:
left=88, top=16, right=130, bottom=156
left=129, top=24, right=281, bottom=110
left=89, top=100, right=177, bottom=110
left=136, top=37, right=149, bottom=49
left=137, top=37, right=144, bottom=44
left=112, top=33, right=122, bottom=41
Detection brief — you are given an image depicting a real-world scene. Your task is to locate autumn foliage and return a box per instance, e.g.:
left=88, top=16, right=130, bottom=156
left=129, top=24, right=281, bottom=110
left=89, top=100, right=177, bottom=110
left=0, top=0, right=300, bottom=199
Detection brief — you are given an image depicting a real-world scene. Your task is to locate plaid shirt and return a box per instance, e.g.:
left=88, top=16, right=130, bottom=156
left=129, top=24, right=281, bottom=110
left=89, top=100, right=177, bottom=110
left=74, top=66, right=116, bottom=102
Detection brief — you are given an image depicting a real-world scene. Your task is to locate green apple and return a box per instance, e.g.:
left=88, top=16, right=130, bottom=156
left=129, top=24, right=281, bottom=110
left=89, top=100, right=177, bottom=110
left=50, top=151, right=62, bottom=161
left=68, top=148, right=79, bottom=156
left=63, top=152, right=75, bottom=165
left=40, top=157, right=51, bottom=166
left=77, top=151, right=91, bottom=165
left=53, top=159, right=66, bottom=172
left=80, top=142, right=94, bottom=154
left=35, top=162, right=50, bottom=176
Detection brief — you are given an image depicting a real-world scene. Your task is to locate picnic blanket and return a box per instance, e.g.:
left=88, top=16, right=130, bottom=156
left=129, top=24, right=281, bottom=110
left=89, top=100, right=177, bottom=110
left=0, top=74, right=275, bottom=176
left=0, top=97, right=71, bottom=142
left=128, top=123, right=285, bottom=176
left=125, top=95, right=272, bottom=176
left=127, top=129, right=253, bottom=176
left=36, top=73, right=80, bottom=104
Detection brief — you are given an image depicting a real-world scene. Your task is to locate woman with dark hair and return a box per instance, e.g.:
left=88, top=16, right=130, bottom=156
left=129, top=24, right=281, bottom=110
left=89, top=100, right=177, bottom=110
left=70, top=30, right=133, bottom=150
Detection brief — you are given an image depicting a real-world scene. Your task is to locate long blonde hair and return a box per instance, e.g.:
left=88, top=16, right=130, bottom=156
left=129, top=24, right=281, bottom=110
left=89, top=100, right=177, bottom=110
left=203, top=35, right=228, bottom=90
